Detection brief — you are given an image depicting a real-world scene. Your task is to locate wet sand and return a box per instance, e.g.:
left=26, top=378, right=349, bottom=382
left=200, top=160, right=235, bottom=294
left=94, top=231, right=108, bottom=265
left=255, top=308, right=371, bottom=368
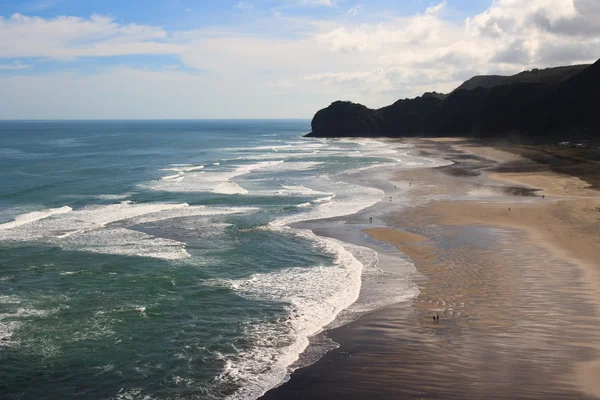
left=261, top=139, right=600, bottom=400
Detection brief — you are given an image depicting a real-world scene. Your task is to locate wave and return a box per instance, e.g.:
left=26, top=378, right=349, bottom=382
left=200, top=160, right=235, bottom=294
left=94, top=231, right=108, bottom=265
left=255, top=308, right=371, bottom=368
left=227, top=144, right=293, bottom=152
left=276, top=184, right=331, bottom=197
left=217, top=235, right=374, bottom=400
left=146, top=161, right=285, bottom=194
left=0, top=206, right=72, bottom=230
left=272, top=181, right=385, bottom=228
left=313, top=195, right=335, bottom=203
left=212, top=170, right=390, bottom=399
left=0, top=202, right=255, bottom=260
left=256, top=161, right=323, bottom=172
left=161, top=172, right=185, bottom=181
left=163, top=164, right=205, bottom=172
left=210, top=137, right=448, bottom=399
left=214, top=182, right=248, bottom=195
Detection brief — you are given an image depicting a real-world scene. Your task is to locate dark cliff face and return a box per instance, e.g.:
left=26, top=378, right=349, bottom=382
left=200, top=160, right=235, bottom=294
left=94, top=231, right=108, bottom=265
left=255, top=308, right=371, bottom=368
left=512, top=59, right=600, bottom=138
left=307, top=101, right=383, bottom=137
left=307, top=62, right=598, bottom=140
left=378, top=96, right=442, bottom=135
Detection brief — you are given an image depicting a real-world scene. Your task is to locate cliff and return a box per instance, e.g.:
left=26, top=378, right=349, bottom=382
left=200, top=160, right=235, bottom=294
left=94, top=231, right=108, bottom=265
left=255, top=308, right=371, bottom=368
left=306, top=61, right=598, bottom=141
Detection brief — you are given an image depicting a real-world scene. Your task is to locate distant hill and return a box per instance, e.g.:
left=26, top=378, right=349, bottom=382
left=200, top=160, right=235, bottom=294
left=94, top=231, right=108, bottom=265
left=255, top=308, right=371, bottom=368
left=503, top=65, right=589, bottom=85
left=306, top=61, right=598, bottom=141
left=453, top=75, right=507, bottom=91
left=511, top=61, right=600, bottom=138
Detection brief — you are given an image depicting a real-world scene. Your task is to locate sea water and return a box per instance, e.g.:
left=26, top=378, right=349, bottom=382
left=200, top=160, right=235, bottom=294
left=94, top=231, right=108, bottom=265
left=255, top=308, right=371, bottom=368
left=0, top=120, right=437, bottom=399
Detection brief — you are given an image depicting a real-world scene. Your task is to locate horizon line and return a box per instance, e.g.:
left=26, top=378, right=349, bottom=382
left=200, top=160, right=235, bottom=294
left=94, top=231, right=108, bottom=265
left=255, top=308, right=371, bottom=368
left=0, top=118, right=312, bottom=122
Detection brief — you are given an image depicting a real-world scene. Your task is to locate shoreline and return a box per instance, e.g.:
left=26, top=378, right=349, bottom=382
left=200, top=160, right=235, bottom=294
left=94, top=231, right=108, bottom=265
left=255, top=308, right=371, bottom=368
left=261, top=138, right=600, bottom=400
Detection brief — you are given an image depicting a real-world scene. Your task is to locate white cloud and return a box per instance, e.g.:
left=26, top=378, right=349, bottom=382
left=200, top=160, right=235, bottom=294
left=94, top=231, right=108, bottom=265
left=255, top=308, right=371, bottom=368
left=0, top=62, right=32, bottom=70
left=0, top=14, right=187, bottom=59
left=465, top=0, right=600, bottom=65
left=426, top=1, right=446, bottom=15
left=347, top=5, right=361, bottom=16
left=236, top=2, right=253, bottom=10
left=297, top=0, right=333, bottom=6
left=25, top=0, right=59, bottom=12
left=0, top=0, right=599, bottom=118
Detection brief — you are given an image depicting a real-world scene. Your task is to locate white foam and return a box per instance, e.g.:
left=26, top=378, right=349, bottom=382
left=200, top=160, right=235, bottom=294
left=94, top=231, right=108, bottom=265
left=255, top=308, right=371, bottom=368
left=67, top=228, right=190, bottom=260
left=146, top=161, right=284, bottom=194
left=163, top=164, right=204, bottom=172
left=272, top=181, right=384, bottom=228
left=0, top=320, right=20, bottom=347
left=0, top=299, right=55, bottom=348
left=232, top=152, right=318, bottom=161
left=276, top=185, right=331, bottom=197
left=296, top=202, right=311, bottom=208
left=0, top=295, right=21, bottom=304
left=113, top=388, right=156, bottom=400
left=59, top=270, right=83, bottom=276
left=161, top=172, right=184, bottom=181
left=95, top=194, right=133, bottom=200
left=255, top=161, right=323, bottom=172
left=229, top=144, right=293, bottom=152
left=234, top=161, right=284, bottom=175
left=313, top=195, right=335, bottom=203
left=251, top=144, right=292, bottom=151
left=214, top=166, right=389, bottom=398
left=214, top=182, right=249, bottom=195
left=218, top=235, right=370, bottom=400
left=0, top=202, right=254, bottom=260
left=0, top=206, right=72, bottom=230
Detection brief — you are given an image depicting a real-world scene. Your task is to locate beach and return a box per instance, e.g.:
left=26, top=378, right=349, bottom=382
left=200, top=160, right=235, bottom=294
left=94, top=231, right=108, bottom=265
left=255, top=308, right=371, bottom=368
left=262, top=138, right=600, bottom=399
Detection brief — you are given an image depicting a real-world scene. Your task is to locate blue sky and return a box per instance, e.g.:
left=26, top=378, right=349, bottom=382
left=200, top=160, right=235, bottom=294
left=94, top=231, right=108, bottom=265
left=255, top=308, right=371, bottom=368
left=0, top=0, right=598, bottom=119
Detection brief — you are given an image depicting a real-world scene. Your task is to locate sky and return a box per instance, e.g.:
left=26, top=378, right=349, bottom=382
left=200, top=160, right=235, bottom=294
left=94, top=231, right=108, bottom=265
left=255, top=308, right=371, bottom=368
left=0, top=0, right=598, bottom=119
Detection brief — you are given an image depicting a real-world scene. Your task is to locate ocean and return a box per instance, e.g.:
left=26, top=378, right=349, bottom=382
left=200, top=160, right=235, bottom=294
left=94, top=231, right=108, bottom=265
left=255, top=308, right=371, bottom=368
left=0, top=120, right=444, bottom=399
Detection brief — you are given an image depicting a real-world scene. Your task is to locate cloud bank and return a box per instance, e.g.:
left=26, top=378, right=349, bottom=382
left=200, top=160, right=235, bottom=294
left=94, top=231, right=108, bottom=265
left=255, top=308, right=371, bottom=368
left=0, top=0, right=598, bottom=118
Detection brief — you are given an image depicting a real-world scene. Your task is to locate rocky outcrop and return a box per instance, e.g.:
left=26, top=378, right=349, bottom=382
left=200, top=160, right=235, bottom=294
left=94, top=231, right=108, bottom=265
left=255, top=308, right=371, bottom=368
left=307, top=101, right=383, bottom=138
left=307, top=62, right=598, bottom=141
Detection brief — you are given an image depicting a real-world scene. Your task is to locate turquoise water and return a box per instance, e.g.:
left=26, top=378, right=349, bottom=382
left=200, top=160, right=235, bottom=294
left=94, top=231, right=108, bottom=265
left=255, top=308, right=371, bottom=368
left=0, top=121, right=424, bottom=399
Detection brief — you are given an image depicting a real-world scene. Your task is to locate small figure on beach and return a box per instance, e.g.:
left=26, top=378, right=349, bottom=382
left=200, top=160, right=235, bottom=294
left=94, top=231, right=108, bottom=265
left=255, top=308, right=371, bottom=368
left=436, top=315, right=440, bottom=321
left=433, top=316, right=436, bottom=322
left=389, top=196, right=392, bottom=202
left=542, top=195, right=545, bottom=199
left=508, top=208, right=511, bottom=212
left=369, top=217, right=373, bottom=224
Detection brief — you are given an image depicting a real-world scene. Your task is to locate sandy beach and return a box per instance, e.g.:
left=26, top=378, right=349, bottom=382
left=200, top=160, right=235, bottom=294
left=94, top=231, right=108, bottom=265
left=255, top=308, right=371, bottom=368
left=262, top=138, right=600, bottom=400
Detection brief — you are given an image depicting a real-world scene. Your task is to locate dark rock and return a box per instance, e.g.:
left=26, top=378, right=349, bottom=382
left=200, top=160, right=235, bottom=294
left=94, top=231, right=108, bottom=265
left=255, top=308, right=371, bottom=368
left=307, top=101, right=383, bottom=137
left=306, top=61, right=599, bottom=142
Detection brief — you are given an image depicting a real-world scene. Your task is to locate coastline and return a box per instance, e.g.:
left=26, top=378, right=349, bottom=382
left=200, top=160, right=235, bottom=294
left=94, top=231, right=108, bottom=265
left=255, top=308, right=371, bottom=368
left=261, top=138, right=600, bottom=399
